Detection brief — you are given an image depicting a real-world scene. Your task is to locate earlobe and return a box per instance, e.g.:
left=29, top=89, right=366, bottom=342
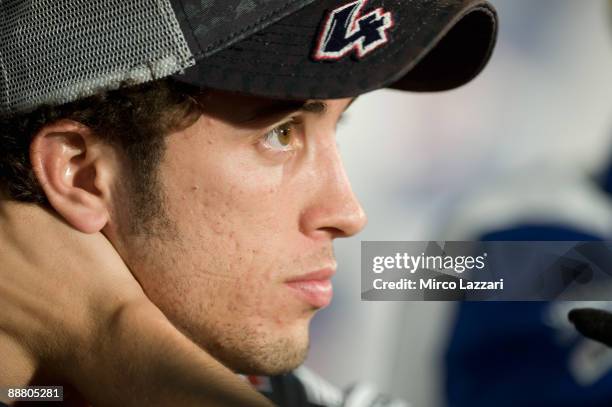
left=30, top=120, right=112, bottom=234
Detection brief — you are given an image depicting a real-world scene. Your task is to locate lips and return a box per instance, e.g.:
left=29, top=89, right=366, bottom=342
left=285, top=268, right=335, bottom=308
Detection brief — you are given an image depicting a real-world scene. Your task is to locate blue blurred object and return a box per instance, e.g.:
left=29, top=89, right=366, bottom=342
left=444, top=170, right=612, bottom=407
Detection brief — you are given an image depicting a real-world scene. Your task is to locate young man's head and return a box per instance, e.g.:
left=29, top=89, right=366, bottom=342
left=0, top=79, right=364, bottom=374
left=0, top=0, right=498, bottom=375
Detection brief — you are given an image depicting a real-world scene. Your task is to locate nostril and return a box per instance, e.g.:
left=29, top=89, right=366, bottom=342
left=317, top=226, right=347, bottom=239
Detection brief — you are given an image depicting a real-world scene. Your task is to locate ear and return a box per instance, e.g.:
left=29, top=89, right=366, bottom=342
left=30, top=119, right=120, bottom=234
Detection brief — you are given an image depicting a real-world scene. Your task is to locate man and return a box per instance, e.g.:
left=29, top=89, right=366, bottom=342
left=0, top=0, right=497, bottom=405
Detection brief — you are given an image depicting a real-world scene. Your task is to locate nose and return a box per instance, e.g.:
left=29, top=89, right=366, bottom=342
left=299, top=142, right=368, bottom=240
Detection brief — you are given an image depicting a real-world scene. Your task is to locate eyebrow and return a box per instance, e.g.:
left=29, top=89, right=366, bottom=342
left=301, top=100, right=328, bottom=114
left=246, top=101, right=325, bottom=122
left=241, top=97, right=355, bottom=124
left=301, top=98, right=357, bottom=114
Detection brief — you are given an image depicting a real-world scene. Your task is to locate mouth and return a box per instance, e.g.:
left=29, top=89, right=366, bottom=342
left=285, top=268, right=335, bottom=308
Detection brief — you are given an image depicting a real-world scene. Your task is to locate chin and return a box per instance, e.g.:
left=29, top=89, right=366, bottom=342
left=204, top=322, right=311, bottom=376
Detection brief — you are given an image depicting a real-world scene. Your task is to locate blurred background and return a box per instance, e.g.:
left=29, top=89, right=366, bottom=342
left=304, top=0, right=612, bottom=406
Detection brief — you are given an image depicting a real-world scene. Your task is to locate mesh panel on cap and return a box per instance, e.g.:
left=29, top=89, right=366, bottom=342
left=0, top=0, right=194, bottom=114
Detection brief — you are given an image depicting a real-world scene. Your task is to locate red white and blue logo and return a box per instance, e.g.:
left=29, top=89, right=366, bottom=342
left=313, top=0, right=394, bottom=61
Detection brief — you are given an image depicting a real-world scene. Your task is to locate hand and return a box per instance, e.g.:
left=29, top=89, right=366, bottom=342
left=0, top=199, right=145, bottom=368
left=0, top=198, right=272, bottom=406
left=568, top=308, right=612, bottom=347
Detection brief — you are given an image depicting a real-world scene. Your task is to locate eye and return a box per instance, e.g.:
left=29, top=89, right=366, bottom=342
left=261, top=121, right=297, bottom=152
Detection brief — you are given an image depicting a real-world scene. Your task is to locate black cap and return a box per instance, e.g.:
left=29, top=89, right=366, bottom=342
left=0, top=0, right=497, bottom=114
left=172, top=0, right=498, bottom=99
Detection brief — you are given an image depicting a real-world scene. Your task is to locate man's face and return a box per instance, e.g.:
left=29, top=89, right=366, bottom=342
left=109, top=90, right=366, bottom=375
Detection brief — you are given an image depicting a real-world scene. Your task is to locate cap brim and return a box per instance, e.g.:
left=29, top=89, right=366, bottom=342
left=173, top=0, right=498, bottom=99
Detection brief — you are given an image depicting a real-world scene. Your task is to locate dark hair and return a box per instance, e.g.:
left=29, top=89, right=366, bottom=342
left=0, top=78, right=203, bottom=233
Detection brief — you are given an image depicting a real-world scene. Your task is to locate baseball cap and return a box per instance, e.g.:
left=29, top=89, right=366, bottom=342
left=0, top=0, right=498, bottom=115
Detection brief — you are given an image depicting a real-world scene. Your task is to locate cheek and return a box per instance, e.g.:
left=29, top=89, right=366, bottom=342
left=164, top=158, right=290, bottom=253
left=156, top=131, right=300, bottom=307
left=163, top=126, right=292, bottom=232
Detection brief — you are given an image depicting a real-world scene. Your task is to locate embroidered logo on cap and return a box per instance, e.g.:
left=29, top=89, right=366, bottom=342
left=313, top=0, right=393, bottom=61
